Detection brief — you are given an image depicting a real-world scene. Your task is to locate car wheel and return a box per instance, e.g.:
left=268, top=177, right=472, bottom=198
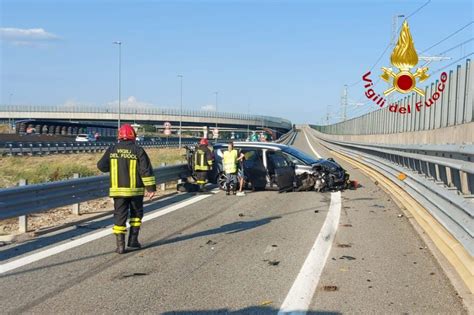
left=217, top=172, right=227, bottom=190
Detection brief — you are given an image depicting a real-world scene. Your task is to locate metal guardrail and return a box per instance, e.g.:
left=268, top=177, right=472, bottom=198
left=0, top=139, right=198, bottom=156
left=312, top=59, right=473, bottom=135
left=276, top=129, right=297, bottom=145
left=0, top=164, right=191, bottom=220
left=308, top=131, right=474, bottom=256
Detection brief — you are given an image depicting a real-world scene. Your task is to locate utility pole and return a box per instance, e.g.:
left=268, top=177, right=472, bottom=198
left=113, top=41, right=122, bottom=129
left=341, top=85, right=348, bottom=122
left=391, top=14, right=405, bottom=46
left=214, top=91, right=218, bottom=142
left=178, top=74, right=183, bottom=148
left=389, top=15, right=405, bottom=106
left=8, top=93, right=13, bottom=133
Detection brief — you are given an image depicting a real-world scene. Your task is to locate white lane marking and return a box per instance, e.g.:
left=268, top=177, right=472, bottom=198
left=278, top=191, right=341, bottom=314
left=278, top=128, right=342, bottom=314
left=302, top=129, right=322, bottom=158
left=0, top=191, right=217, bottom=275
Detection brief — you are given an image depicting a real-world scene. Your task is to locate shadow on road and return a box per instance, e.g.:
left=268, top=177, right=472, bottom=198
left=163, top=308, right=341, bottom=315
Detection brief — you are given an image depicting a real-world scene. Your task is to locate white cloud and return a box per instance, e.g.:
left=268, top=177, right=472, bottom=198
left=107, top=96, right=155, bottom=109
left=0, top=27, right=60, bottom=46
left=201, top=104, right=216, bottom=111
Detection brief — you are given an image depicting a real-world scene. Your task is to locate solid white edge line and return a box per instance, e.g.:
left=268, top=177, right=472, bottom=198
left=278, top=128, right=342, bottom=314
left=0, top=191, right=217, bottom=275
left=302, top=129, right=322, bottom=159
left=278, top=191, right=341, bottom=314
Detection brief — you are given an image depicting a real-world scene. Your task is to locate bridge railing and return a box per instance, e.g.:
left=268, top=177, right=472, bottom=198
left=313, top=58, right=473, bottom=135
left=0, top=105, right=292, bottom=129
left=0, top=139, right=198, bottom=156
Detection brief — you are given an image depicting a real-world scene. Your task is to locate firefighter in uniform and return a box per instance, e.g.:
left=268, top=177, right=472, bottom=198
left=193, top=138, right=213, bottom=191
left=97, top=124, right=156, bottom=254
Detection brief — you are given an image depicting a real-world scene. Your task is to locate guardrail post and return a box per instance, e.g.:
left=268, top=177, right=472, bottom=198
left=445, top=167, right=453, bottom=187
left=18, top=179, right=28, bottom=233
left=459, top=171, right=471, bottom=195
left=72, top=173, right=81, bottom=215
left=160, top=163, right=166, bottom=191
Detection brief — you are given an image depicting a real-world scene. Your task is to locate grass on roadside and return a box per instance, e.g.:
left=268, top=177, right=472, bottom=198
left=0, top=147, right=186, bottom=188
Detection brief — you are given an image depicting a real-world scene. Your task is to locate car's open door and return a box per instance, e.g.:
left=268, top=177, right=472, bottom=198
left=267, top=151, right=295, bottom=192
left=275, top=165, right=295, bottom=192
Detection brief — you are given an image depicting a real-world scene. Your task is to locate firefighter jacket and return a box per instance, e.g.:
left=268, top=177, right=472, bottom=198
left=194, top=145, right=214, bottom=171
left=97, top=141, right=156, bottom=197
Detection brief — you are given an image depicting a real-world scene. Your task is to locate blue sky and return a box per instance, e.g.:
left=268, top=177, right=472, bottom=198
left=0, top=0, right=472, bottom=124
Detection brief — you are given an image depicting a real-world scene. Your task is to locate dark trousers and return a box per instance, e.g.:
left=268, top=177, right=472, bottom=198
left=112, top=196, right=144, bottom=234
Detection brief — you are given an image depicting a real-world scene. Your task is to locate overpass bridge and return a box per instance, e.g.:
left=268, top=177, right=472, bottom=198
left=0, top=105, right=293, bottom=137
left=0, top=60, right=472, bottom=313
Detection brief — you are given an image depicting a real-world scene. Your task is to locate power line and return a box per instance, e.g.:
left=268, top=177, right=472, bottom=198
left=420, top=21, right=473, bottom=54
left=430, top=52, right=473, bottom=75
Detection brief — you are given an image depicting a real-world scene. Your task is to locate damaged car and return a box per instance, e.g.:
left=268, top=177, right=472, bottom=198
left=185, top=142, right=350, bottom=192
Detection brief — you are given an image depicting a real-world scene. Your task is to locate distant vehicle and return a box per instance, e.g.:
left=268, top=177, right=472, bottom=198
left=185, top=142, right=350, bottom=192
left=136, top=135, right=144, bottom=142
left=75, top=134, right=96, bottom=142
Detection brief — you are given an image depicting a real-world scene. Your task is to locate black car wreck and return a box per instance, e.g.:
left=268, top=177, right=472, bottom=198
left=184, top=142, right=351, bottom=192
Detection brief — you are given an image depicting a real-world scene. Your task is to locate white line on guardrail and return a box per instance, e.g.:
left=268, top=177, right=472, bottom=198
left=0, top=190, right=219, bottom=275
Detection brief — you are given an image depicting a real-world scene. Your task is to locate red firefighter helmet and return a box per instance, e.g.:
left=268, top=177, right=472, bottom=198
left=118, top=124, right=136, bottom=141
left=199, top=138, right=209, bottom=146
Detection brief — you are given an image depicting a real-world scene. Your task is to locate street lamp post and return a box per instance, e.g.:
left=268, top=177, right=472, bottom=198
left=8, top=93, right=13, bottom=133
left=113, top=41, right=122, bottom=129
left=178, top=74, right=183, bottom=148
left=214, top=91, right=218, bottom=142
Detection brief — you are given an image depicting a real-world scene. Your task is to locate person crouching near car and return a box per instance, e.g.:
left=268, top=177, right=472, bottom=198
left=223, top=142, right=244, bottom=195
left=193, top=138, right=214, bottom=191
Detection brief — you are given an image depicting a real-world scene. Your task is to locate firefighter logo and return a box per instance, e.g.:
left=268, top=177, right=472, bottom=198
left=381, top=20, right=429, bottom=96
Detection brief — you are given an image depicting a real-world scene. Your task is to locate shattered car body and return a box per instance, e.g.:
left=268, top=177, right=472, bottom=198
left=185, top=142, right=350, bottom=192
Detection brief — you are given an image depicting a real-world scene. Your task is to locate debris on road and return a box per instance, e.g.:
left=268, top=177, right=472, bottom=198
left=337, top=243, right=352, bottom=248
left=260, top=300, right=273, bottom=306
left=322, top=285, right=338, bottom=292
left=263, top=259, right=280, bottom=266
left=206, top=240, right=217, bottom=245
left=339, top=255, right=356, bottom=260
left=371, top=204, right=385, bottom=208
left=238, top=213, right=245, bottom=217
left=121, top=272, right=148, bottom=279
left=374, top=180, right=379, bottom=185
left=398, top=214, right=404, bottom=218
left=340, top=224, right=353, bottom=227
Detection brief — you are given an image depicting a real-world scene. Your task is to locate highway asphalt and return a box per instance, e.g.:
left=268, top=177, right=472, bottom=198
left=0, top=129, right=467, bottom=314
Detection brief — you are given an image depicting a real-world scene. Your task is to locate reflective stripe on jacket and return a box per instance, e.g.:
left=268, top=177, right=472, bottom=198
left=194, top=145, right=213, bottom=171
left=97, top=141, right=156, bottom=197
left=223, top=149, right=238, bottom=174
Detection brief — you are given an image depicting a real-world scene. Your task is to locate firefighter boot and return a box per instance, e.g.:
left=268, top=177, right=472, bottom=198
left=115, top=234, right=126, bottom=254
left=128, top=227, right=142, bottom=248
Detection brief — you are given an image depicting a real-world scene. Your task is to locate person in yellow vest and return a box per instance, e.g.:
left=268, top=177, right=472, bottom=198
left=223, top=142, right=244, bottom=195
left=193, top=138, right=214, bottom=191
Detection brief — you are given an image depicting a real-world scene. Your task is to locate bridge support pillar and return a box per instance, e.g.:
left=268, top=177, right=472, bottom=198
left=18, top=179, right=28, bottom=233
